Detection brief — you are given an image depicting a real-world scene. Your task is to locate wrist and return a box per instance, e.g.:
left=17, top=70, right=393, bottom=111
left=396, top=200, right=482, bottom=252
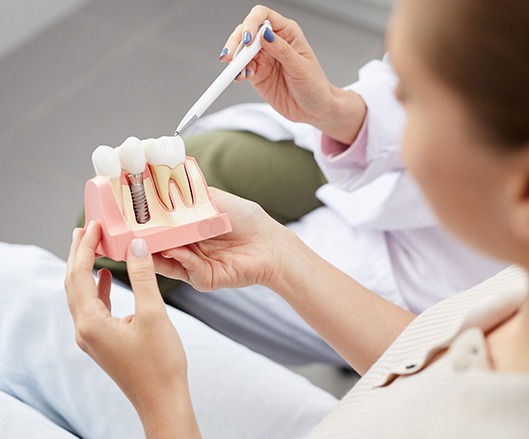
left=315, top=86, right=367, bottom=145
left=263, top=226, right=313, bottom=299
left=136, top=384, right=201, bottom=439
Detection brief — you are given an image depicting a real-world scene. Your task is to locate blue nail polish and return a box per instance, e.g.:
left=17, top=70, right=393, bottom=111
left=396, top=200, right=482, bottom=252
left=219, top=47, right=228, bottom=59
left=243, top=31, right=251, bottom=44
left=264, top=28, right=274, bottom=43
left=245, top=68, right=250, bottom=76
left=234, top=72, right=241, bottom=81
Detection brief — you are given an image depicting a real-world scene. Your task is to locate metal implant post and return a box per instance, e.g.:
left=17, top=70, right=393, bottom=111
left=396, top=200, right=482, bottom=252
left=128, top=173, right=150, bottom=224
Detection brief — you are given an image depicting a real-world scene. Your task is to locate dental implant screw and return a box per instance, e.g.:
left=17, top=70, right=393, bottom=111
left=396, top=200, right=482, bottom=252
left=128, top=173, right=150, bottom=224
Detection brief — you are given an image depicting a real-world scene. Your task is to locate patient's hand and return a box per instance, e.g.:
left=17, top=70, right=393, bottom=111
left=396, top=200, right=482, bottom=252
left=153, top=187, right=290, bottom=291
left=65, top=222, right=201, bottom=438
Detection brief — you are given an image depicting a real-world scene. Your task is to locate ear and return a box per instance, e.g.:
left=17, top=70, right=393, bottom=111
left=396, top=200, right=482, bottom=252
left=507, top=151, right=529, bottom=244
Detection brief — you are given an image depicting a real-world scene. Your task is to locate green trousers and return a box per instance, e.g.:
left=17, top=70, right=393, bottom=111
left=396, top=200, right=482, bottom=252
left=81, top=131, right=327, bottom=294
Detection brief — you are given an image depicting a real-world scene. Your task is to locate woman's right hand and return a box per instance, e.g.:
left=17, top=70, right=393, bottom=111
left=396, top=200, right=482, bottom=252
left=222, top=5, right=366, bottom=144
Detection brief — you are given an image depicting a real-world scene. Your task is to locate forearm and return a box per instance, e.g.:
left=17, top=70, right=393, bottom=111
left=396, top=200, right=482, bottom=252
left=268, top=228, right=415, bottom=375
left=312, top=86, right=367, bottom=145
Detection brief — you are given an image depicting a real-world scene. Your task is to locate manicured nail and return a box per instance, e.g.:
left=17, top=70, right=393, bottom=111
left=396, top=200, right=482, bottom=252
left=72, top=228, right=80, bottom=241
left=131, top=238, right=148, bottom=257
left=264, top=28, right=274, bottom=43
left=234, top=71, right=241, bottom=81
left=219, top=47, right=228, bottom=59
left=245, top=68, right=250, bottom=76
left=243, top=31, right=251, bottom=44
left=87, top=220, right=95, bottom=233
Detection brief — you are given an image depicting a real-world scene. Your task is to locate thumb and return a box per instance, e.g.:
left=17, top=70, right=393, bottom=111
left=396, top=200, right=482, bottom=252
left=126, top=238, right=165, bottom=314
left=260, top=28, right=304, bottom=73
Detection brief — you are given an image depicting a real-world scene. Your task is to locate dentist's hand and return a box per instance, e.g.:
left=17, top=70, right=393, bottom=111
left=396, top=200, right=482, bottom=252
left=153, top=188, right=289, bottom=292
left=65, top=222, right=200, bottom=438
left=221, top=5, right=366, bottom=144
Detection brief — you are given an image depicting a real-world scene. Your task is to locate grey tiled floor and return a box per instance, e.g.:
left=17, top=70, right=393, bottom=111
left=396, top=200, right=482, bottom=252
left=0, top=0, right=384, bottom=397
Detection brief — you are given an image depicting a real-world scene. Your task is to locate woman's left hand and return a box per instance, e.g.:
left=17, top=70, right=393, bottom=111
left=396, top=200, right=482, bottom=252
left=65, top=222, right=200, bottom=438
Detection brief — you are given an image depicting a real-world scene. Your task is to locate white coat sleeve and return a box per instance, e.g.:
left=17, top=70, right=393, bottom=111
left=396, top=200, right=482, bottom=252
left=313, top=54, right=439, bottom=230
left=314, top=53, right=407, bottom=191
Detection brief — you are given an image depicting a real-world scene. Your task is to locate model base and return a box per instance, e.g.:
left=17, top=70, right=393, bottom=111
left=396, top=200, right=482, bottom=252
left=84, top=157, right=232, bottom=261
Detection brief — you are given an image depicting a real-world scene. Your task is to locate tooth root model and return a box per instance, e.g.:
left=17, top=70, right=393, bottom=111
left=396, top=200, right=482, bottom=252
left=143, top=135, right=192, bottom=209
left=91, top=145, right=123, bottom=207
left=118, top=136, right=150, bottom=224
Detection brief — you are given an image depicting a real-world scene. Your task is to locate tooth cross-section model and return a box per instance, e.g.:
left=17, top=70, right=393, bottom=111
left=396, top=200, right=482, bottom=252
left=84, top=134, right=232, bottom=261
left=143, top=135, right=192, bottom=209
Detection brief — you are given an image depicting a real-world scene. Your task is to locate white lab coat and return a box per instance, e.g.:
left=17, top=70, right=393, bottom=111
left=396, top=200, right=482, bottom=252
left=186, top=54, right=506, bottom=315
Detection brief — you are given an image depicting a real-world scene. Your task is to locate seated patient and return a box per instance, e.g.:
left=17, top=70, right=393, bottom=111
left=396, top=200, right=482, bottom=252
left=89, top=14, right=507, bottom=366
left=0, top=0, right=524, bottom=437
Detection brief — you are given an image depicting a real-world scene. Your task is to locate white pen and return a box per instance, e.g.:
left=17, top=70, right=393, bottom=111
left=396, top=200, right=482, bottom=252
left=174, top=20, right=272, bottom=135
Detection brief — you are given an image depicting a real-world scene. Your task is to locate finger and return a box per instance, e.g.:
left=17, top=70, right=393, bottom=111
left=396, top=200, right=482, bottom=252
left=222, top=7, right=292, bottom=63
left=75, top=221, right=102, bottom=280
left=245, top=60, right=257, bottom=80
left=66, top=227, right=84, bottom=275
left=97, top=268, right=112, bottom=312
left=208, top=186, right=248, bottom=209
left=158, top=246, right=206, bottom=286
left=234, top=67, right=249, bottom=83
left=65, top=227, right=84, bottom=314
left=152, top=252, right=190, bottom=282
left=221, top=24, right=243, bottom=63
left=126, top=238, right=166, bottom=316
left=65, top=222, right=102, bottom=312
left=240, top=5, right=292, bottom=46
left=234, top=69, right=244, bottom=83
left=260, top=28, right=304, bottom=74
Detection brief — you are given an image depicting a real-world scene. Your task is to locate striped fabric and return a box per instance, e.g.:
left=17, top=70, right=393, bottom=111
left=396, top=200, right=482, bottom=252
left=309, top=265, right=529, bottom=438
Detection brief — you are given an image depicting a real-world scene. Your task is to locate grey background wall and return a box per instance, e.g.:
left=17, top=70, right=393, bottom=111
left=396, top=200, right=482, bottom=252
left=0, top=0, right=392, bottom=58
left=0, top=0, right=93, bottom=57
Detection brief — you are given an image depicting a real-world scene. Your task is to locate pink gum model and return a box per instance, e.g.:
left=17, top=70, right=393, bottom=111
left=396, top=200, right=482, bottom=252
left=84, top=157, right=232, bottom=261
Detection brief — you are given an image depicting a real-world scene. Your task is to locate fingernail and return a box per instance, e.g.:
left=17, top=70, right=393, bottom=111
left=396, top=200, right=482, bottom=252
left=131, top=238, right=148, bottom=257
left=87, top=220, right=95, bottom=233
left=72, top=228, right=80, bottom=241
left=234, top=71, right=241, bottom=81
left=219, top=47, right=228, bottom=59
left=243, top=31, right=251, bottom=44
left=264, top=28, right=274, bottom=43
left=245, top=68, right=250, bottom=76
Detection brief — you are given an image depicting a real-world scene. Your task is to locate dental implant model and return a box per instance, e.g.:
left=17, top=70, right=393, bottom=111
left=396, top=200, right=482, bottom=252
left=84, top=134, right=231, bottom=261
left=118, top=136, right=150, bottom=224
